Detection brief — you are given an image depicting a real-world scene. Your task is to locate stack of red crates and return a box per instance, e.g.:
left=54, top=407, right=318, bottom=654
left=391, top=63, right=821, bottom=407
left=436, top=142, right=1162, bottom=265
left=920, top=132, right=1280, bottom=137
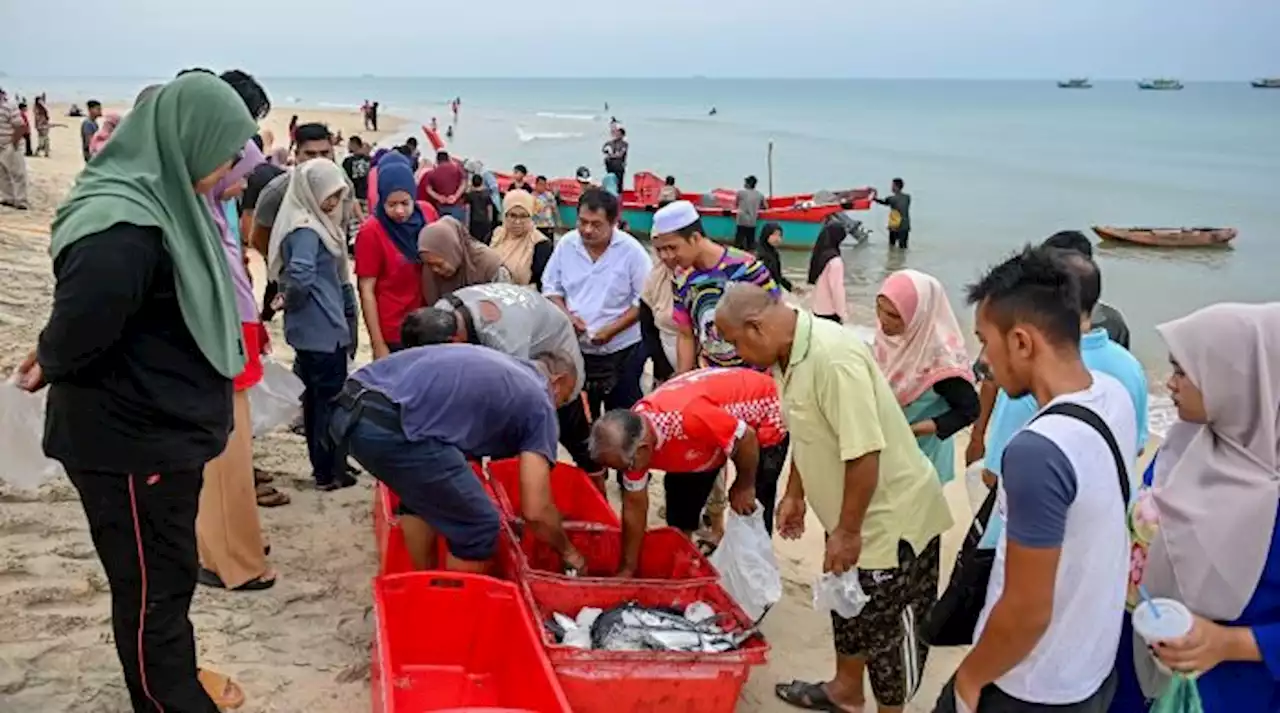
left=370, top=458, right=770, bottom=713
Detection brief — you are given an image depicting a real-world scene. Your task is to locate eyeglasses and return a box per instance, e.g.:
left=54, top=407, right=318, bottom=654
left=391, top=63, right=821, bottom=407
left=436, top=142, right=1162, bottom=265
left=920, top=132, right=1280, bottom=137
left=505, top=212, right=533, bottom=222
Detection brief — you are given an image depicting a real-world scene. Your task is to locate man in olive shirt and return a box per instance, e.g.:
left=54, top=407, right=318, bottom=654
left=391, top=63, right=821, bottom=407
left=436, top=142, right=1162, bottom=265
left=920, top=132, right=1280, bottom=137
left=717, top=283, right=952, bottom=713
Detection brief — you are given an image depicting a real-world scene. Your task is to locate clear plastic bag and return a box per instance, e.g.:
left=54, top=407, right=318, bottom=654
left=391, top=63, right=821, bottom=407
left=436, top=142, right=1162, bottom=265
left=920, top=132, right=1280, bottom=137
left=0, top=379, right=65, bottom=490
left=813, top=570, right=870, bottom=619
left=708, top=503, right=782, bottom=621
left=248, top=358, right=305, bottom=437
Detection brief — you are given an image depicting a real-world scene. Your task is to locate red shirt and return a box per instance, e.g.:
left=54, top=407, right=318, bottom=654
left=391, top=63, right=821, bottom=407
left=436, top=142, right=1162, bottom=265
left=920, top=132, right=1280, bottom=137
left=418, top=161, right=465, bottom=206
left=354, top=215, right=429, bottom=348
left=624, top=368, right=787, bottom=491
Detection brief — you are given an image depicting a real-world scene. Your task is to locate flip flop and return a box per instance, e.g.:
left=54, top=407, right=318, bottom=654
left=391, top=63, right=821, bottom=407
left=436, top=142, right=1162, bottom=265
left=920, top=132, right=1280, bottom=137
left=198, top=568, right=277, bottom=591
left=775, top=681, right=851, bottom=712
left=198, top=668, right=245, bottom=710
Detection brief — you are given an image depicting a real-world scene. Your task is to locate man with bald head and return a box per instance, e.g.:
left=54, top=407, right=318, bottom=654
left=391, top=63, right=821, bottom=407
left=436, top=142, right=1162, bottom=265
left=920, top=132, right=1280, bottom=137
left=716, top=283, right=952, bottom=713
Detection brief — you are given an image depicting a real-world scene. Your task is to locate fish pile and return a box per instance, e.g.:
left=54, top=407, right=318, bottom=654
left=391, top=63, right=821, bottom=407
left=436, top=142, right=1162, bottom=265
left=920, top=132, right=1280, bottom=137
left=546, top=601, right=757, bottom=653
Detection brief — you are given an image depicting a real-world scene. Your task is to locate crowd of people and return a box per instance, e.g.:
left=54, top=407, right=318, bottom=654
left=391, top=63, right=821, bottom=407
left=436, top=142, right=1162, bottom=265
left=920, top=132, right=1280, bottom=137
left=3, top=66, right=1277, bottom=713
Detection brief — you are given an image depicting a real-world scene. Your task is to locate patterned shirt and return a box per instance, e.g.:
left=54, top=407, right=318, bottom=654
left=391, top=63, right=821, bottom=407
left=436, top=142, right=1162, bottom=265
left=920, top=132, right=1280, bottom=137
left=533, top=190, right=558, bottom=228
left=623, top=368, right=787, bottom=490
left=673, top=246, right=780, bottom=367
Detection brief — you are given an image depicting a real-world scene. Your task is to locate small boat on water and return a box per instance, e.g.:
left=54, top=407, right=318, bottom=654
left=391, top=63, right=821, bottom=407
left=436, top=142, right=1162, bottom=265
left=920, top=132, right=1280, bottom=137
left=1251, top=78, right=1280, bottom=89
left=1138, top=79, right=1184, bottom=91
left=1057, top=78, right=1092, bottom=89
left=495, top=171, right=877, bottom=249
left=1092, top=225, right=1237, bottom=248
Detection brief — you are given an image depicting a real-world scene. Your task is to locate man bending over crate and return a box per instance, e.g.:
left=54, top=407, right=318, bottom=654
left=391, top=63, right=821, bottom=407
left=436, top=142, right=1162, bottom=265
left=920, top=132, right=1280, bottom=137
left=330, top=343, right=587, bottom=573
left=588, top=367, right=789, bottom=575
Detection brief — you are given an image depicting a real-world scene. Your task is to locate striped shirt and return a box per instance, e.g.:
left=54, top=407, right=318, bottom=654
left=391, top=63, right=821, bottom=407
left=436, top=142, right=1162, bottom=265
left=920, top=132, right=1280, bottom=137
left=0, top=102, right=22, bottom=146
left=673, top=246, right=780, bottom=368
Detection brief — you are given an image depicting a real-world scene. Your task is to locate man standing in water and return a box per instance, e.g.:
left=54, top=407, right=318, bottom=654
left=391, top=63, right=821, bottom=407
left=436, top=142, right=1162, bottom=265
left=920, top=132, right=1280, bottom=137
left=734, top=176, right=768, bottom=251
left=876, top=177, right=912, bottom=250
left=602, top=126, right=628, bottom=193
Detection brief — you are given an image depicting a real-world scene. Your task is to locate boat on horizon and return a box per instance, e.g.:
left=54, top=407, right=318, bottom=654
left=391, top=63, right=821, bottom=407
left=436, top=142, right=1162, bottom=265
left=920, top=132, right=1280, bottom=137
left=1057, top=78, right=1092, bottom=89
left=1138, top=79, right=1184, bottom=91
left=494, top=171, right=877, bottom=249
left=1251, top=78, right=1280, bottom=88
left=1092, top=225, right=1236, bottom=248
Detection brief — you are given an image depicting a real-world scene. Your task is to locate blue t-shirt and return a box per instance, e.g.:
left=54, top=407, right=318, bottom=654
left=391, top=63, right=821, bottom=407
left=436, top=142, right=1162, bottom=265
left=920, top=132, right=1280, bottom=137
left=351, top=344, right=559, bottom=464
left=985, top=328, right=1149, bottom=478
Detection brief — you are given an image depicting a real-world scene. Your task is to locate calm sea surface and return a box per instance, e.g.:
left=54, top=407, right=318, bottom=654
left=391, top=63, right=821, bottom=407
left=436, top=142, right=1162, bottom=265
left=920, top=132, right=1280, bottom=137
left=10, top=76, right=1280, bottom=429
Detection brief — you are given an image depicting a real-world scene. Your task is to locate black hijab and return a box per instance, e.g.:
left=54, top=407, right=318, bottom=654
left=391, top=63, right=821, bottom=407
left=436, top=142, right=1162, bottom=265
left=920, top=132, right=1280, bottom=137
left=807, top=223, right=846, bottom=284
left=756, top=222, right=791, bottom=290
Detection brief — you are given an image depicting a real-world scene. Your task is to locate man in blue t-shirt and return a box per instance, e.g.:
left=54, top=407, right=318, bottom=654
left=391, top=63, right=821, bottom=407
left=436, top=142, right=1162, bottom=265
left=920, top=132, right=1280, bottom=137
left=330, top=344, right=585, bottom=573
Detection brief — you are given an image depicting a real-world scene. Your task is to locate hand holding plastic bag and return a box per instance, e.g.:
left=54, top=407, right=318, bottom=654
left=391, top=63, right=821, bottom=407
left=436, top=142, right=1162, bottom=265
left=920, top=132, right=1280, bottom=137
left=248, top=358, right=305, bottom=437
left=0, top=378, right=65, bottom=491
left=813, top=570, right=870, bottom=619
left=708, top=503, right=782, bottom=622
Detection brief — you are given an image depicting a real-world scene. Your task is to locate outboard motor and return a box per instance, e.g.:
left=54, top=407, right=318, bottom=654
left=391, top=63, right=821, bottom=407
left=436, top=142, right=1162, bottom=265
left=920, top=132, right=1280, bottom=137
left=824, top=212, right=870, bottom=245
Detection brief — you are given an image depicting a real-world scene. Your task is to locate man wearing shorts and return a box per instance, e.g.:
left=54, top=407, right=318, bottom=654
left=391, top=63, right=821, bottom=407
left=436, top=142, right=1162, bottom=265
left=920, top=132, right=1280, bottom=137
left=330, top=344, right=585, bottom=573
left=588, top=368, right=788, bottom=573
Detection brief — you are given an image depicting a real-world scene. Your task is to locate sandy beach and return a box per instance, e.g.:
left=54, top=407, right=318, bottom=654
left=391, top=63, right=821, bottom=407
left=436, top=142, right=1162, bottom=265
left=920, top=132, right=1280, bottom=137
left=0, top=102, right=981, bottom=712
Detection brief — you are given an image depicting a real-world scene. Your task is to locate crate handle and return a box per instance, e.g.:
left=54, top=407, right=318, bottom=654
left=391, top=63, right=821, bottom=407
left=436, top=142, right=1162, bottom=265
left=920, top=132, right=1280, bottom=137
left=427, top=577, right=467, bottom=589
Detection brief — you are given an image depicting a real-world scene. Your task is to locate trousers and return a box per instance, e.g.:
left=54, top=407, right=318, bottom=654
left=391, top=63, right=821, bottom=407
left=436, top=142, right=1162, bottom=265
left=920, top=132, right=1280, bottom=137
left=0, top=144, right=29, bottom=206
left=68, top=469, right=219, bottom=713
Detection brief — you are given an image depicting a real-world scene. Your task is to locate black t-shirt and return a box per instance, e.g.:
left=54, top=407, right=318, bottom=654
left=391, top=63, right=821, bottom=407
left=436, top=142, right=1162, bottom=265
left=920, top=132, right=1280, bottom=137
left=243, top=163, right=285, bottom=213
left=38, top=224, right=233, bottom=474
left=465, top=189, right=493, bottom=226
left=343, top=154, right=373, bottom=200
left=506, top=181, right=533, bottom=194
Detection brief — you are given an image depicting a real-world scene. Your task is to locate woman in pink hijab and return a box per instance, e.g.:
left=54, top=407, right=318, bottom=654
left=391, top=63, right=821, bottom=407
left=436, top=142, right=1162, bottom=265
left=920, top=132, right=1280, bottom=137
left=1113, top=302, right=1280, bottom=712
left=87, top=113, right=121, bottom=158
left=873, top=269, right=979, bottom=484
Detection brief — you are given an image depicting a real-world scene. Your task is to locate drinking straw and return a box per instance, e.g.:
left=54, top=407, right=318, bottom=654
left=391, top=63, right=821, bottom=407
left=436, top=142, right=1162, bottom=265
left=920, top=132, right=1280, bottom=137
left=1139, top=584, right=1161, bottom=619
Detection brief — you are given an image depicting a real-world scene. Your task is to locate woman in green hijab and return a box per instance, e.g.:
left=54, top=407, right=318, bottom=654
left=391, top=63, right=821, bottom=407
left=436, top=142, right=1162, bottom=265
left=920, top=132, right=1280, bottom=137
left=15, top=71, right=257, bottom=713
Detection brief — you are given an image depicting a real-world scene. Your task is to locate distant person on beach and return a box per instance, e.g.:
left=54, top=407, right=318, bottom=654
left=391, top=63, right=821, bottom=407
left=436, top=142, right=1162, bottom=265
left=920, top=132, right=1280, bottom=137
left=875, top=177, right=912, bottom=249
left=18, top=101, right=32, bottom=157
left=807, top=222, right=848, bottom=323
left=709, top=107, right=717, bottom=116
left=532, top=175, right=560, bottom=237
left=79, top=99, right=102, bottom=162
left=603, top=126, right=628, bottom=192
left=0, top=87, right=30, bottom=209
left=361, top=100, right=372, bottom=130
left=16, top=72, right=258, bottom=713
left=369, top=101, right=379, bottom=131
left=445, top=124, right=454, bottom=140
left=430, top=117, right=438, bottom=131
left=658, top=175, right=679, bottom=204
left=419, top=150, right=467, bottom=221
left=507, top=163, right=533, bottom=193
left=463, top=174, right=495, bottom=243
left=33, top=95, right=50, bottom=157
left=734, top=175, right=767, bottom=250
left=330, top=344, right=585, bottom=573
left=342, top=135, right=373, bottom=205
left=755, top=222, right=791, bottom=291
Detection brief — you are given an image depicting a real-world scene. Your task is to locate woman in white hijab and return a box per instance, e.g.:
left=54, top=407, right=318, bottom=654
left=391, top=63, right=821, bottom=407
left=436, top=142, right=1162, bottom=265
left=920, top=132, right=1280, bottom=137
left=267, top=160, right=359, bottom=490
left=1112, top=302, right=1280, bottom=711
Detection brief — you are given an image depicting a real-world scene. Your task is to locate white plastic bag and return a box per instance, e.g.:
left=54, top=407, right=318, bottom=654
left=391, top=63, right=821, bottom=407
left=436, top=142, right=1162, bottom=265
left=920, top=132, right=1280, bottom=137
left=813, top=571, right=870, bottom=619
left=0, top=380, right=65, bottom=490
left=248, top=358, right=305, bottom=437
left=708, top=503, right=782, bottom=622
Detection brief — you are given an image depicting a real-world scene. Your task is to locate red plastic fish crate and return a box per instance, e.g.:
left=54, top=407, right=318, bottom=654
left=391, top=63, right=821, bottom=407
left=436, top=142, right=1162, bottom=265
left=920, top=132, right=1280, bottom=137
left=488, top=459, right=620, bottom=528
left=513, top=524, right=718, bottom=584
left=375, top=463, right=492, bottom=576
left=372, top=573, right=572, bottom=713
left=522, top=577, right=769, bottom=713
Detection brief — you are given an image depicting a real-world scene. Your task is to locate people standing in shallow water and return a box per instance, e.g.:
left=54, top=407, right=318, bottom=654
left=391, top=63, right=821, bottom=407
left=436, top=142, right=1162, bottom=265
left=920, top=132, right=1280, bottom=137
left=876, top=177, right=912, bottom=249
left=807, top=223, right=848, bottom=323
left=874, top=269, right=979, bottom=485
left=16, top=71, right=258, bottom=713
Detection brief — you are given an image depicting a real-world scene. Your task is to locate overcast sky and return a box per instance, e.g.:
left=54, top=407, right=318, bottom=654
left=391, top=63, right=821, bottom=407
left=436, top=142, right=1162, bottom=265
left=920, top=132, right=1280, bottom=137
left=2, top=0, right=1276, bottom=79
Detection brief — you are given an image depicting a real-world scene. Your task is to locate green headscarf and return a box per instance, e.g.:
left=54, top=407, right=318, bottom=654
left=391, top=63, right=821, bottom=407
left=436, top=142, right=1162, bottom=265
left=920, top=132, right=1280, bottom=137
left=50, top=72, right=258, bottom=378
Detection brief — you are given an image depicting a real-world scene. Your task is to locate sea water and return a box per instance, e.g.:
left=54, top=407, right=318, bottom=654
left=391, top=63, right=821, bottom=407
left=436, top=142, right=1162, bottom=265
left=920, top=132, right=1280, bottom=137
left=13, top=76, right=1280, bottom=433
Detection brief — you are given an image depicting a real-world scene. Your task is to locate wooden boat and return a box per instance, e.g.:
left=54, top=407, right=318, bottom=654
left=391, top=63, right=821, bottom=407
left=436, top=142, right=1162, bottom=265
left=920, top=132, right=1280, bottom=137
left=495, top=171, right=876, bottom=249
left=1092, top=226, right=1237, bottom=248
left=1251, top=78, right=1280, bottom=89
left=1057, top=78, right=1092, bottom=89
left=1138, top=79, right=1184, bottom=90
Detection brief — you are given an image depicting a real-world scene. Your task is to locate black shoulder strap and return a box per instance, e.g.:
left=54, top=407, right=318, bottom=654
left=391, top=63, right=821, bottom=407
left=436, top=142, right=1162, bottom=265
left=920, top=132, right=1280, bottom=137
left=445, top=294, right=482, bottom=346
left=1033, top=402, right=1131, bottom=505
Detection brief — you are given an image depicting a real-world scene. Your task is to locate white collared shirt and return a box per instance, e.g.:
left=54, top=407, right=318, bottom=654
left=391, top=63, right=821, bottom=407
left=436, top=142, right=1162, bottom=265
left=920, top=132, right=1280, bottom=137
left=541, top=229, right=652, bottom=355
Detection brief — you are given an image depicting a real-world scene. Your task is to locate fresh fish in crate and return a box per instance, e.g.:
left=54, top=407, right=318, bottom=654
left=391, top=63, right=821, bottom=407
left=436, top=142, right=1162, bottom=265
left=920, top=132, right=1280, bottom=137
left=591, top=603, right=756, bottom=653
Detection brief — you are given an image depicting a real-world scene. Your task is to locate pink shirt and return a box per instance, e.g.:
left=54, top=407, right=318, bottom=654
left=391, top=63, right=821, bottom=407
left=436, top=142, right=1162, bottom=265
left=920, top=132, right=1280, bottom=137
left=811, top=257, right=847, bottom=321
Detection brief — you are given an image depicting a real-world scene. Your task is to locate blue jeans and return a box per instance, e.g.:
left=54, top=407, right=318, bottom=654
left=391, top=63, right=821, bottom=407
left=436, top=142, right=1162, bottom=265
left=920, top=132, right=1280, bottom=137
left=295, top=348, right=348, bottom=485
left=439, top=204, right=466, bottom=222
left=331, top=403, right=500, bottom=561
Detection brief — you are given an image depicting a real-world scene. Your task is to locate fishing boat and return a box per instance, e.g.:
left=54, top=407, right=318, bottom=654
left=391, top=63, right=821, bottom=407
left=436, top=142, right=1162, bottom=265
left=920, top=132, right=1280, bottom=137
left=1138, top=79, right=1184, bottom=91
left=1251, top=78, right=1280, bottom=89
left=495, top=171, right=877, bottom=249
left=1092, top=226, right=1237, bottom=248
left=1057, top=78, right=1092, bottom=89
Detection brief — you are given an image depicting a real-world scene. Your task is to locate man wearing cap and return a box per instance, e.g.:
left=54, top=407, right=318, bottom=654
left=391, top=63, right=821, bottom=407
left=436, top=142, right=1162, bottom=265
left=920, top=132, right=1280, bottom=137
left=575, top=165, right=596, bottom=190
left=0, top=87, right=29, bottom=210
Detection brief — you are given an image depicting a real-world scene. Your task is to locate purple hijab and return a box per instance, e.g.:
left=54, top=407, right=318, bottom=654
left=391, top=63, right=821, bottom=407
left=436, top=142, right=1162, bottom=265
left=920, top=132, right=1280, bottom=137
left=206, top=139, right=266, bottom=323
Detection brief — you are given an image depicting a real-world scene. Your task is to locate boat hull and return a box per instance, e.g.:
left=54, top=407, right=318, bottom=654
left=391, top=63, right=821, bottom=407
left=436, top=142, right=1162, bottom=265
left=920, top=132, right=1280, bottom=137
left=555, top=203, right=854, bottom=248
left=1092, top=225, right=1237, bottom=248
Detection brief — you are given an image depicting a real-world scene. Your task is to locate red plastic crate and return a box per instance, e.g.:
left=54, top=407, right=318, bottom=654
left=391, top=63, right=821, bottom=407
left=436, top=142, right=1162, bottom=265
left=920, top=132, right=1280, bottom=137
left=372, top=573, right=572, bottom=713
left=375, top=463, right=496, bottom=576
left=514, top=524, right=718, bottom=584
left=522, top=577, right=769, bottom=713
left=488, top=459, right=619, bottom=528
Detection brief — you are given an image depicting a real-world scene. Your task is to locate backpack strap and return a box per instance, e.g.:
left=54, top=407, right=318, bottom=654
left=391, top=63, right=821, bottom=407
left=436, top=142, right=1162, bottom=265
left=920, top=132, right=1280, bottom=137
left=1032, top=402, right=1131, bottom=505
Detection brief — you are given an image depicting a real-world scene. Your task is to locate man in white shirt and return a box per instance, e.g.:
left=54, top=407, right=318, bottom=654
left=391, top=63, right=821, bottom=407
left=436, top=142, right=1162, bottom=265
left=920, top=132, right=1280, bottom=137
left=541, top=188, right=652, bottom=490
left=936, top=246, right=1134, bottom=713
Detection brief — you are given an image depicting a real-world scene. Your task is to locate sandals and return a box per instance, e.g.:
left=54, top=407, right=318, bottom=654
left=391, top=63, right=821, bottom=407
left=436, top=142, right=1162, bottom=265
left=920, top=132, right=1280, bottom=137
left=198, top=668, right=245, bottom=710
left=256, top=484, right=291, bottom=507
left=254, top=469, right=274, bottom=485
left=775, top=680, right=857, bottom=712
left=199, top=567, right=277, bottom=591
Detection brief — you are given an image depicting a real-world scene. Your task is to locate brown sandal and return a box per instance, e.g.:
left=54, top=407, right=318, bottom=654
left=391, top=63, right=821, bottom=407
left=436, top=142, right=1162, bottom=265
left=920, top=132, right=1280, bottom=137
left=254, top=469, right=274, bottom=485
left=256, top=484, right=291, bottom=507
left=198, top=668, right=245, bottom=710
